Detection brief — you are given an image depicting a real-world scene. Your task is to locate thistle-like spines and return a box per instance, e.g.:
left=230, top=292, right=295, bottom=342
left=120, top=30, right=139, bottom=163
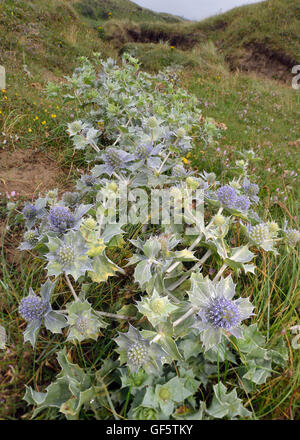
left=58, top=245, right=75, bottom=264
left=248, top=223, right=269, bottom=245
left=22, top=204, right=37, bottom=220
left=147, top=116, right=159, bottom=129
left=127, top=342, right=149, bottom=368
left=49, top=206, right=75, bottom=233
left=172, top=164, right=187, bottom=178
left=242, top=180, right=259, bottom=197
left=285, top=229, right=300, bottom=247
left=186, top=176, right=199, bottom=190
left=217, top=185, right=237, bottom=208
left=104, top=148, right=122, bottom=170
left=75, top=315, right=90, bottom=334
left=19, top=296, right=49, bottom=321
left=268, top=221, right=280, bottom=234
left=23, top=230, right=38, bottom=245
left=206, top=297, right=240, bottom=330
left=136, top=144, right=152, bottom=160
left=234, top=195, right=251, bottom=212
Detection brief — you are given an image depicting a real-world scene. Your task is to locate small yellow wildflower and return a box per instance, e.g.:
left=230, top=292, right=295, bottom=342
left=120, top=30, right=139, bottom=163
left=28, top=128, right=32, bottom=133
left=1, top=89, right=5, bottom=93
left=186, top=152, right=191, bottom=159
left=35, top=116, right=39, bottom=120
left=181, top=157, right=188, bottom=165
left=51, top=114, right=57, bottom=118
left=42, top=121, right=46, bottom=125
left=170, top=46, right=175, bottom=49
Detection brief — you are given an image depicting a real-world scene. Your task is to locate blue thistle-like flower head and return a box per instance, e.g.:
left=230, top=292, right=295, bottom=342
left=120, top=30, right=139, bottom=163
left=22, top=204, right=37, bottom=221
left=49, top=206, right=75, bottom=233
left=189, top=275, right=254, bottom=350
left=205, top=296, right=240, bottom=330
left=234, top=195, right=251, bottom=212
left=135, top=144, right=153, bottom=161
left=172, top=164, right=187, bottom=178
left=104, top=148, right=123, bottom=171
left=217, top=185, right=237, bottom=208
left=242, top=178, right=259, bottom=197
left=19, top=295, right=49, bottom=322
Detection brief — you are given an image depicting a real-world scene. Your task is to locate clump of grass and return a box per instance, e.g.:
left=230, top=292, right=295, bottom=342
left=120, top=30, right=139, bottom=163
left=102, top=19, right=199, bottom=49
left=120, top=42, right=200, bottom=71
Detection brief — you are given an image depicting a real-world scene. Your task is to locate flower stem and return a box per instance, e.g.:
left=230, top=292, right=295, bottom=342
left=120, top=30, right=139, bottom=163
left=173, top=306, right=198, bottom=327
left=65, top=274, right=78, bottom=301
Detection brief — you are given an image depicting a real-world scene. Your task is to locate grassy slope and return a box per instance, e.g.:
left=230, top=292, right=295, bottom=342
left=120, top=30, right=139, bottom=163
left=0, top=0, right=299, bottom=420
left=72, top=0, right=185, bottom=24
left=193, top=0, right=300, bottom=63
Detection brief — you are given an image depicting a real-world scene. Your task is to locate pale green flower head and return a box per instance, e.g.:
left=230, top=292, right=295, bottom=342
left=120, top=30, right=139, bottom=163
left=45, top=230, right=93, bottom=281
left=114, top=324, right=167, bottom=374
left=66, top=299, right=107, bottom=343
left=136, top=290, right=178, bottom=327
left=246, top=223, right=278, bottom=253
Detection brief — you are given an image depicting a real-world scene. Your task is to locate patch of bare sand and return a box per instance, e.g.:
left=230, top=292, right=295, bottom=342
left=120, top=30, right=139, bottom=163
left=0, top=148, right=69, bottom=197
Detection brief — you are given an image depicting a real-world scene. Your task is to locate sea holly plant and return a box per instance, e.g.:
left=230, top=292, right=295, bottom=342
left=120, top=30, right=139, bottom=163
left=13, top=54, right=298, bottom=420
left=19, top=279, right=67, bottom=347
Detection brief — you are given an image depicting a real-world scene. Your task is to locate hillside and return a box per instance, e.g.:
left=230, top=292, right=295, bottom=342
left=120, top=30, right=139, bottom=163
left=73, top=0, right=185, bottom=23
left=100, top=0, right=300, bottom=82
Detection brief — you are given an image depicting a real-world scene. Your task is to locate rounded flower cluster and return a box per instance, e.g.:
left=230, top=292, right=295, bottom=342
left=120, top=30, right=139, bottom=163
left=19, top=296, right=49, bottom=321
left=104, top=148, right=122, bottom=171
left=49, top=206, right=75, bottom=233
left=24, top=230, right=38, bottom=244
left=234, top=195, right=251, bottom=212
left=243, top=181, right=259, bottom=197
left=172, top=164, right=187, bottom=178
left=127, top=342, right=149, bottom=368
left=206, top=296, right=240, bottom=330
left=217, top=185, right=237, bottom=208
left=22, top=204, right=37, bottom=221
left=151, top=298, right=166, bottom=314
left=75, top=315, right=90, bottom=334
left=285, top=229, right=300, bottom=247
left=136, top=145, right=152, bottom=160
left=58, top=245, right=75, bottom=265
left=248, top=223, right=269, bottom=245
